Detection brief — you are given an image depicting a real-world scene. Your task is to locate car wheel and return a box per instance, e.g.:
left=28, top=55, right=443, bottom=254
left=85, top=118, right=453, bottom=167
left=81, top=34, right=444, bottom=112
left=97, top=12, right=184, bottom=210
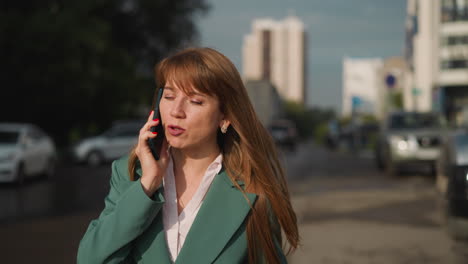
left=44, top=157, right=56, bottom=179
left=438, top=195, right=468, bottom=240
left=374, top=153, right=385, bottom=171
left=15, top=163, right=26, bottom=185
left=384, top=154, right=398, bottom=177
left=446, top=213, right=468, bottom=241
left=86, top=151, right=103, bottom=167
left=288, top=142, right=296, bottom=152
left=429, top=162, right=437, bottom=177
left=375, top=147, right=385, bottom=171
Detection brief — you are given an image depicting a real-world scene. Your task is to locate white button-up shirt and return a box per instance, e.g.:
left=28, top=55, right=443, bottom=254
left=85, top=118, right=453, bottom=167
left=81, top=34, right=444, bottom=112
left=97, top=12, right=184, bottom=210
left=162, top=153, right=223, bottom=262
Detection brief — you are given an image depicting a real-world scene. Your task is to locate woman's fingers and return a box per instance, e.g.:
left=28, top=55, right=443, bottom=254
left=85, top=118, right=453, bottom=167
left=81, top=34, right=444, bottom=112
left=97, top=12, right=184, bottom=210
left=137, top=131, right=158, bottom=151
left=147, top=110, right=154, bottom=121
left=139, top=118, right=160, bottom=135
left=136, top=117, right=160, bottom=157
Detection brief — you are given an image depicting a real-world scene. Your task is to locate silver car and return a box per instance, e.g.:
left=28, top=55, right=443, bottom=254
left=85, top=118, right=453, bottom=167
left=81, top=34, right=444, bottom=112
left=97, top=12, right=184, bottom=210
left=0, top=123, right=57, bottom=184
left=72, top=120, right=143, bottom=166
left=375, top=111, right=448, bottom=176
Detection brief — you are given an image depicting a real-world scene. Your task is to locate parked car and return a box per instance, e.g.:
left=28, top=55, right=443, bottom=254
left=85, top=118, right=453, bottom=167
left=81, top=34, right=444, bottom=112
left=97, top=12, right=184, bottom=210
left=325, top=119, right=340, bottom=150
left=436, top=128, right=468, bottom=239
left=72, top=120, right=144, bottom=166
left=374, top=111, right=448, bottom=176
left=269, top=119, right=298, bottom=151
left=0, top=123, right=57, bottom=184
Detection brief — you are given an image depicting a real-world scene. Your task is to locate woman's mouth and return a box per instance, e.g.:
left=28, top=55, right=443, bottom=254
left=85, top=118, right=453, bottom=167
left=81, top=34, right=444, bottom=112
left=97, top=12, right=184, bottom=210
left=167, top=125, right=186, bottom=136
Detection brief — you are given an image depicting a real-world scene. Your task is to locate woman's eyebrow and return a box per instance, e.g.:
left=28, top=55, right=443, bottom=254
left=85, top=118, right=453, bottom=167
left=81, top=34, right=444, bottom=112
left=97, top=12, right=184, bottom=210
left=163, top=86, right=205, bottom=97
left=188, top=91, right=206, bottom=97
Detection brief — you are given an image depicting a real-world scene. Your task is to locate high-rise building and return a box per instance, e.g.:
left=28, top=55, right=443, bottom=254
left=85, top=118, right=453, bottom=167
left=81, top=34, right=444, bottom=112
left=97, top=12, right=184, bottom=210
left=404, top=0, right=439, bottom=113
left=242, top=16, right=307, bottom=104
left=405, top=0, right=468, bottom=125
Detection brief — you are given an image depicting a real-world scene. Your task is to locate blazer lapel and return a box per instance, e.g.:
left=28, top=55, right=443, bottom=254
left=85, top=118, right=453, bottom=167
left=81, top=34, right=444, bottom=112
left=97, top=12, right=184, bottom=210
left=175, top=171, right=257, bottom=264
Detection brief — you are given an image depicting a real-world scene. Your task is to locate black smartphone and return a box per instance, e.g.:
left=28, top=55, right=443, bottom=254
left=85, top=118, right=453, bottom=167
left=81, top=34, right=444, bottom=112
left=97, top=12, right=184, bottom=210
left=148, top=88, right=164, bottom=160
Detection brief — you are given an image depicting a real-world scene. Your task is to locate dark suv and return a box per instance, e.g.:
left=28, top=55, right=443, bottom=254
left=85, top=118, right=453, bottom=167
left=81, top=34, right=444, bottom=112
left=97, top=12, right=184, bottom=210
left=269, top=119, right=298, bottom=151
left=436, top=127, right=468, bottom=239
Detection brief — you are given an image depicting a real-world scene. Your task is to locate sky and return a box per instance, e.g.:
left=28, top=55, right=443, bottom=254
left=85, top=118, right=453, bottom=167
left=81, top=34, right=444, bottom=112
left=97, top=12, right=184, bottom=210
left=197, top=0, right=407, bottom=114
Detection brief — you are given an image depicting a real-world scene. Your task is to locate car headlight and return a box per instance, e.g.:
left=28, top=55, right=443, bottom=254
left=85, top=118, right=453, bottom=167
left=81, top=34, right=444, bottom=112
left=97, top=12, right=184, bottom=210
left=390, top=135, right=409, bottom=150
left=397, top=140, right=409, bottom=150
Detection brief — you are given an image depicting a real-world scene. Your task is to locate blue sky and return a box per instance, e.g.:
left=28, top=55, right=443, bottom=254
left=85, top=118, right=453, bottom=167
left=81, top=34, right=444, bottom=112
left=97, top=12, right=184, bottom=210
left=197, top=0, right=407, bottom=113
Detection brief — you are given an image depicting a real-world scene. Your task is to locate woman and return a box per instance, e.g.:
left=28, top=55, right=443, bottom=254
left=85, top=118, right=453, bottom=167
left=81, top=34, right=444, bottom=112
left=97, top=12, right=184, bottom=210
left=77, top=47, right=299, bottom=263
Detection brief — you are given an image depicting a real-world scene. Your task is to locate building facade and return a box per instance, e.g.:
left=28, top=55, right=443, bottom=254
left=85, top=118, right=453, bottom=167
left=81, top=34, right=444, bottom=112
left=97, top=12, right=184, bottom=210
left=406, top=0, right=468, bottom=125
left=404, top=0, right=439, bottom=113
left=342, top=57, right=384, bottom=118
left=439, top=0, right=468, bottom=125
left=242, top=16, right=307, bottom=104
left=244, top=80, right=283, bottom=125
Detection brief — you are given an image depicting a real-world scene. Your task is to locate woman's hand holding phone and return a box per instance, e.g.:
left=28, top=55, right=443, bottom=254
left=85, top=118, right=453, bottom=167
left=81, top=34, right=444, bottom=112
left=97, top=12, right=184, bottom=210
left=135, top=111, right=169, bottom=198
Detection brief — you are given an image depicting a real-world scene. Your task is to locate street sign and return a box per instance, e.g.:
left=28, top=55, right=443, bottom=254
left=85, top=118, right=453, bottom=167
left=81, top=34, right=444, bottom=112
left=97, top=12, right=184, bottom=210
left=385, top=74, right=396, bottom=89
left=352, top=96, right=362, bottom=108
left=412, top=87, right=421, bottom=96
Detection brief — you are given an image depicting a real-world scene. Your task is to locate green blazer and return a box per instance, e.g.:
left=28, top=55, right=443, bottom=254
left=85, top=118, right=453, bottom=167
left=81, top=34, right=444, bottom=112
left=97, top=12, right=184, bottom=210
left=77, top=156, right=286, bottom=263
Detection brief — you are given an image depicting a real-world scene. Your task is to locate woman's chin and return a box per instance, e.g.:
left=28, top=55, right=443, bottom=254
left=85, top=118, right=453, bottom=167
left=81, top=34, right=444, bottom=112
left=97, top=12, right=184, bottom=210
left=166, top=139, right=185, bottom=149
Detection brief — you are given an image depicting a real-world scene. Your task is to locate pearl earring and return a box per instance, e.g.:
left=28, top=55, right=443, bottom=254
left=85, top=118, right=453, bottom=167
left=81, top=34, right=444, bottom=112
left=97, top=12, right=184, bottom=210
left=221, top=126, right=228, bottom=134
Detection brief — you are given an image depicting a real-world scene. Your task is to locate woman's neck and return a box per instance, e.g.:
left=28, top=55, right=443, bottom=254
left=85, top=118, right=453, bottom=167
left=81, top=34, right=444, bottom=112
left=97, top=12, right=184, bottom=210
left=171, top=144, right=221, bottom=180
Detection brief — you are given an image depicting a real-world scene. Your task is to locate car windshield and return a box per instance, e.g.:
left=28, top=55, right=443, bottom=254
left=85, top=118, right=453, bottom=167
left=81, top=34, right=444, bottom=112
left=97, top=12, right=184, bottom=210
left=0, top=131, right=19, bottom=144
left=270, top=125, right=288, bottom=132
left=389, top=113, right=443, bottom=129
left=102, top=124, right=141, bottom=138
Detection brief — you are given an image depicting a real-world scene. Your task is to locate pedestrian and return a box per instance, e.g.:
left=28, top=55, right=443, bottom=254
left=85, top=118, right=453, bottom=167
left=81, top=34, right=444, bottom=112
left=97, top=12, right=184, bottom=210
left=77, top=47, right=299, bottom=264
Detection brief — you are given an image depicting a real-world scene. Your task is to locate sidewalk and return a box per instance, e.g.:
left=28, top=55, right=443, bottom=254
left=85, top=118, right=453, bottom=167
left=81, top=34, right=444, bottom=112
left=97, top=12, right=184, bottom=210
left=288, top=188, right=468, bottom=264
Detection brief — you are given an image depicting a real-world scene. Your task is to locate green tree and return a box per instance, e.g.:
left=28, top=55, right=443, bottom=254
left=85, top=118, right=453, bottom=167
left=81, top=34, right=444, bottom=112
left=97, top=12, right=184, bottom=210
left=0, top=0, right=209, bottom=145
left=283, top=101, right=336, bottom=140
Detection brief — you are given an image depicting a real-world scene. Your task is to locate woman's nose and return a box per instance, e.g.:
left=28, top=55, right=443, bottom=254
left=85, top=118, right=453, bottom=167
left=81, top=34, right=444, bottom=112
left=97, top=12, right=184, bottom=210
left=170, top=99, right=186, bottom=118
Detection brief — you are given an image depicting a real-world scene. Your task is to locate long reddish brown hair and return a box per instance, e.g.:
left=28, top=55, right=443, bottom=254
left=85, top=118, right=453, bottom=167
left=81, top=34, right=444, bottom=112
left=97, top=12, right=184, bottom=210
left=127, top=47, right=299, bottom=263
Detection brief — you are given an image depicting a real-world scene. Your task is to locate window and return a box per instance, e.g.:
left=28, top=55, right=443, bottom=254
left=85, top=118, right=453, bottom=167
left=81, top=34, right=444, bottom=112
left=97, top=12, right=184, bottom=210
left=105, top=123, right=141, bottom=138
left=113, top=127, right=139, bottom=137
left=389, top=113, right=444, bottom=129
left=28, top=127, right=45, bottom=141
left=441, top=0, right=468, bottom=22
left=441, top=35, right=468, bottom=46
left=0, top=131, right=19, bottom=144
left=441, top=59, right=468, bottom=69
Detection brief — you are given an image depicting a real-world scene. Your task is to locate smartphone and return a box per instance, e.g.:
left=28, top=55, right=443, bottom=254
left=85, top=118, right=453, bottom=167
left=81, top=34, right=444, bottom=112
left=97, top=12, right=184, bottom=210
left=148, top=88, right=164, bottom=160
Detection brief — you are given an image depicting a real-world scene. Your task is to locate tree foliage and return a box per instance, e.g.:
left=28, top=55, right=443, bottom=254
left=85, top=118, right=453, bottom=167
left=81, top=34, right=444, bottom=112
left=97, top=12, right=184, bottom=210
left=0, top=0, right=209, bottom=145
left=284, top=101, right=336, bottom=139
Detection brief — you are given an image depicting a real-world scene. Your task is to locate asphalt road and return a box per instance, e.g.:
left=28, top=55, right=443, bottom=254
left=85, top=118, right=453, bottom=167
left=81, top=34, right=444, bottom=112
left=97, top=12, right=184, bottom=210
left=0, top=142, right=467, bottom=263
left=284, top=142, right=468, bottom=264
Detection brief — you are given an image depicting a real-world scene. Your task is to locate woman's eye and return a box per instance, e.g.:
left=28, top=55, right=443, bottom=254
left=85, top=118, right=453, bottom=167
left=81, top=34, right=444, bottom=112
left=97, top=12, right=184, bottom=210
left=190, top=100, right=203, bottom=105
left=164, top=96, right=174, bottom=100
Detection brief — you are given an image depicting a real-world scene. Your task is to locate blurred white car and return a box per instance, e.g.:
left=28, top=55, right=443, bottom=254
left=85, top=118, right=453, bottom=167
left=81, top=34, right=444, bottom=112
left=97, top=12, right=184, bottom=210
left=0, top=123, right=57, bottom=184
left=72, top=120, right=143, bottom=166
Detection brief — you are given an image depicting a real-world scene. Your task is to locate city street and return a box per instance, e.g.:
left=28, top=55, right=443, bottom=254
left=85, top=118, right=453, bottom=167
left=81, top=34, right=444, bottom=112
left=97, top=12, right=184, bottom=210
left=0, top=141, right=467, bottom=263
